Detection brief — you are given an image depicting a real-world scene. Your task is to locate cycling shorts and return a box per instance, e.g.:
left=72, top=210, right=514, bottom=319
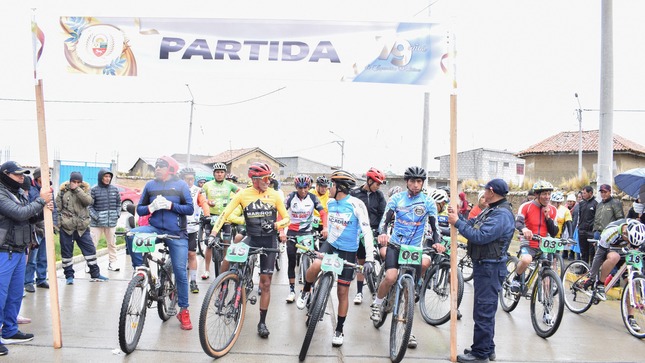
left=519, top=245, right=540, bottom=258
left=245, top=235, right=278, bottom=275
left=319, top=241, right=357, bottom=286
left=357, top=242, right=366, bottom=260
left=384, top=245, right=423, bottom=277
left=187, top=231, right=197, bottom=252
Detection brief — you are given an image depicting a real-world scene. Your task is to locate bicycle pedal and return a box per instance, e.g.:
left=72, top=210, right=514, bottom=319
left=249, top=296, right=257, bottom=305
left=167, top=307, right=178, bottom=316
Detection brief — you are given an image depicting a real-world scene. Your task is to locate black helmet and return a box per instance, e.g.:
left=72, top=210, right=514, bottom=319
left=179, top=167, right=196, bottom=178
left=404, top=166, right=426, bottom=180
left=316, top=175, right=330, bottom=187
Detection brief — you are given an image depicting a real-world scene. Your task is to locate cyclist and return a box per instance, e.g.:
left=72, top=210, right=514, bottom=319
left=196, top=177, right=207, bottom=189
left=126, top=156, right=195, bottom=330
left=551, top=191, right=574, bottom=260
left=280, top=175, right=328, bottom=303
left=310, top=176, right=330, bottom=235
left=201, top=162, right=240, bottom=280
left=430, top=188, right=450, bottom=236
left=225, top=173, right=238, bottom=184
left=582, top=219, right=645, bottom=329
left=179, top=168, right=210, bottom=294
left=349, top=167, right=387, bottom=305
left=511, top=180, right=558, bottom=293
left=211, top=162, right=290, bottom=338
left=387, top=185, right=403, bottom=200
left=296, top=170, right=375, bottom=347
left=370, top=166, right=441, bottom=350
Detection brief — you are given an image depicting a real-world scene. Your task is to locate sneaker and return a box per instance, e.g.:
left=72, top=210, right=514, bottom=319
left=108, top=263, right=120, bottom=272
left=509, top=279, right=522, bottom=294
left=0, top=344, right=6, bottom=356
left=296, top=291, right=310, bottom=310
left=177, top=309, right=193, bottom=330
left=190, top=280, right=199, bottom=293
left=24, top=284, right=35, bottom=293
left=36, top=282, right=49, bottom=289
left=407, top=334, right=418, bottom=349
left=629, top=317, right=642, bottom=332
left=257, top=323, right=270, bottom=338
left=1, top=331, right=34, bottom=344
left=90, top=275, right=109, bottom=282
left=331, top=331, right=344, bottom=347
left=66, top=277, right=74, bottom=285
left=542, top=312, right=553, bottom=326
left=464, top=348, right=496, bottom=361
left=201, top=271, right=210, bottom=280
left=370, top=303, right=382, bottom=322
left=353, top=292, right=363, bottom=305
left=17, top=315, right=31, bottom=324
left=286, top=290, right=296, bottom=303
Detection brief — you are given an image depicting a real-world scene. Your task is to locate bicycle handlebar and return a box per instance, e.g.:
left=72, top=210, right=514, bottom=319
left=294, top=244, right=363, bottom=270
left=126, top=232, right=181, bottom=240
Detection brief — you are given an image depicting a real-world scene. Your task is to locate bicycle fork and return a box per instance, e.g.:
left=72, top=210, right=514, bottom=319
left=393, top=274, right=414, bottom=316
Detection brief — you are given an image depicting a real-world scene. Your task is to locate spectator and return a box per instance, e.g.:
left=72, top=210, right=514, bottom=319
left=468, top=190, right=487, bottom=219
left=458, top=191, right=471, bottom=219
left=89, top=169, right=121, bottom=272
left=593, top=184, right=625, bottom=242
left=566, top=193, right=576, bottom=211
left=627, top=198, right=645, bottom=224
left=56, top=171, right=108, bottom=285
left=0, top=161, right=53, bottom=355
left=577, top=186, right=598, bottom=265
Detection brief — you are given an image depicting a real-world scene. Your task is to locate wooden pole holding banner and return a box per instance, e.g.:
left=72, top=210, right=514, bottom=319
left=448, top=32, right=458, bottom=363
left=35, top=79, right=63, bottom=348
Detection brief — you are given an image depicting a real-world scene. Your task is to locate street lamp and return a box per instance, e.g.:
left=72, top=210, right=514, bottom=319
left=329, top=130, right=345, bottom=169
left=186, top=84, right=195, bottom=165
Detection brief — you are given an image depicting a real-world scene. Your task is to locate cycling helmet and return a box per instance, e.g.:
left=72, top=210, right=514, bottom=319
left=550, top=191, right=565, bottom=203
left=330, top=170, right=357, bottom=193
left=225, top=173, right=238, bottom=183
left=387, top=185, right=403, bottom=198
left=248, top=162, right=272, bottom=178
left=532, top=180, right=554, bottom=193
left=156, top=156, right=179, bottom=175
left=269, top=172, right=277, bottom=180
left=627, top=220, right=645, bottom=247
left=294, top=174, right=312, bottom=188
left=430, top=188, right=449, bottom=203
left=179, top=167, right=196, bottom=177
left=366, top=167, right=387, bottom=184
left=316, top=175, right=330, bottom=187
left=212, top=162, right=227, bottom=172
left=403, top=166, right=426, bottom=180
left=438, top=185, right=451, bottom=196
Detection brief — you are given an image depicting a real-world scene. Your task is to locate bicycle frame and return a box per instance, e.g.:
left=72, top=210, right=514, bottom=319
left=393, top=266, right=417, bottom=316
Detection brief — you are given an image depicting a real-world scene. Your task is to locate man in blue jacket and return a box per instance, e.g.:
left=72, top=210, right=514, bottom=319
left=125, top=156, right=194, bottom=330
left=448, top=179, right=515, bottom=363
left=89, top=168, right=121, bottom=271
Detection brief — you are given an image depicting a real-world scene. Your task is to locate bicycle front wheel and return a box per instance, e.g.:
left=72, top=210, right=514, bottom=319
left=530, top=269, right=564, bottom=338
left=300, top=273, right=333, bottom=361
left=365, top=260, right=381, bottom=298
left=562, top=261, right=593, bottom=314
left=621, top=276, right=645, bottom=339
left=389, top=278, right=414, bottom=363
left=420, top=266, right=464, bottom=326
left=458, top=247, right=474, bottom=282
left=158, top=259, right=178, bottom=321
left=199, top=271, right=246, bottom=358
left=118, top=274, right=149, bottom=354
left=499, top=256, right=521, bottom=313
left=197, top=222, right=208, bottom=258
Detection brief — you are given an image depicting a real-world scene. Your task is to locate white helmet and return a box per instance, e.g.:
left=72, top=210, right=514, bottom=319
left=550, top=191, right=565, bottom=203
left=627, top=220, right=645, bottom=247
left=430, top=188, right=449, bottom=203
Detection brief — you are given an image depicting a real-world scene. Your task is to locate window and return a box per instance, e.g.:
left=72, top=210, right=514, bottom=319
left=488, top=161, right=497, bottom=175
left=516, top=164, right=525, bottom=175
left=503, top=162, right=509, bottom=167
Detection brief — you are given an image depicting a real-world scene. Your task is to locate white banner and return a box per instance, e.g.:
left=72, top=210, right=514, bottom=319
left=36, top=16, right=448, bottom=86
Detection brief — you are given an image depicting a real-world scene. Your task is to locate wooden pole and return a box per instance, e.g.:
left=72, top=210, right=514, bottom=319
left=35, top=79, right=63, bottom=348
left=448, top=31, right=458, bottom=363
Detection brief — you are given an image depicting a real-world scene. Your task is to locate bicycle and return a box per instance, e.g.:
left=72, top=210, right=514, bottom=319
left=195, top=215, right=212, bottom=258
left=456, top=240, right=474, bottom=282
left=499, top=235, right=567, bottom=338
left=563, top=245, right=645, bottom=339
left=295, top=243, right=362, bottom=362
left=371, top=241, right=427, bottom=363
left=419, top=236, right=465, bottom=326
left=118, top=232, right=180, bottom=354
left=363, top=230, right=384, bottom=298
left=287, top=233, right=320, bottom=285
left=198, top=240, right=280, bottom=358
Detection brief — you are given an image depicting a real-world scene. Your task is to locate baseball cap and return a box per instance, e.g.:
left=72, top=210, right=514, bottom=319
left=0, top=161, right=30, bottom=175
left=566, top=193, right=576, bottom=202
left=480, top=178, right=509, bottom=196
left=599, top=184, right=611, bottom=192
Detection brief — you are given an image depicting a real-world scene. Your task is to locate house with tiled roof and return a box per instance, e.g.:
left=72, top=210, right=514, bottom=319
left=515, top=130, right=645, bottom=181
left=179, top=147, right=285, bottom=181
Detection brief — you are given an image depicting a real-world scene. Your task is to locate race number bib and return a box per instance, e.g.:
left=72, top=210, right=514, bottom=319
left=440, top=236, right=452, bottom=255
left=539, top=237, right=561, bottom=254
left=398, top=245, right=423, bottom=265
left=131, top=233, right=157, bottom=253
left=312, top=218, right=320, bottom=229
left=296, top=235, right=314, bottom=251
left=226, top=242, right=250, bottom=263
left=626, top=251, right=643, bottom=270
left=321, top=253, right=344, bottom=275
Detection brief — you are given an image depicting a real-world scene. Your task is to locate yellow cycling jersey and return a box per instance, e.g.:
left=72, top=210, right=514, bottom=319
left=227, top=205, right=245, bottom=225
left=213, top=186, right=289, bottom=237
left=310, top=188, right=329, bottom=220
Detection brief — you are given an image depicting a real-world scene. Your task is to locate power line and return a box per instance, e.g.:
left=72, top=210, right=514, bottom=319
left=196, top=86, right=286, bottom=107
left=0, top=98, right=188, bottom=104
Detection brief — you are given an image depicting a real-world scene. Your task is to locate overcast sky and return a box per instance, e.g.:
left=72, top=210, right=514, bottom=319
left=0, top=1, right=643, bottom=176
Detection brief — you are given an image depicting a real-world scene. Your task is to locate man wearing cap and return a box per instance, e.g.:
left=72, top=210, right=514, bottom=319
left=89, top=168, right=121, bottom=271
left=448, top=178, right=515, bottom=363
left=56, top=171, right=109, bottom=285
left=0, top=161, right=53, bottom=355
left=593, top=183, right=624, bottom=242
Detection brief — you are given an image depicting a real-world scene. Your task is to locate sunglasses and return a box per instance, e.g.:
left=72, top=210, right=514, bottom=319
left=253, top=176, right=271, bottom=183
left=155, top=163, right=169, bottom=168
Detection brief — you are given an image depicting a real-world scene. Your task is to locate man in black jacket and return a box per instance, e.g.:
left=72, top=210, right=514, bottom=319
left=89, top=169, right=121, bottom=271
left=577, top=185, right=598, bottom=265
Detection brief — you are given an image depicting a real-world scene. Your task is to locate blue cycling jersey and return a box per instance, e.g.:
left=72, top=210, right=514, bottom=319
left=380, top=191, right=438, bottom=246
left=327, top=195, right=374, bottom=257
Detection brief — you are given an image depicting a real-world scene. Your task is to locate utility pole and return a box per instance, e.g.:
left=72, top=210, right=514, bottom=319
left=329, top=130, right=345, bottom=169
left=598, top=0, right=614, bottom=191
left=575, top=93, right=583, bottom=179
left=186, top=84, right=195, bottom=165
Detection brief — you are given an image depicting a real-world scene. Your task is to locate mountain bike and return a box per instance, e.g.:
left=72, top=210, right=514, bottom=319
left=195, top=215, right=211, bottom=258
left=499, top=236, right=566, bottom=338
left=457, top=241, right=474, bottom=282
left=198, top=241, right=280, bottom=358
left=363, top=230, right=384, bottom=298
left=295, top=243, right=362, bottom=362
left=288, top=233, right=319, bottom=285
left=201, top=221, right=240, bottom=278
left=118, top=232, right=179, bottom=354
left=371, top=241, right=427, bottom=363
left=419, top=236, right=465, bottom=326
left=563, top=245, right=645, bottom=339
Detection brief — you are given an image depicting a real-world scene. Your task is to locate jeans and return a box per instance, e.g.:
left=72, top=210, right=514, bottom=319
left=126, top=225, right=189, bottom=308
left=25, top=235, right=48, bottom=285
left=0, top=251, right=26, bottom=338
left=470, top=259, right=507, bottom=359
